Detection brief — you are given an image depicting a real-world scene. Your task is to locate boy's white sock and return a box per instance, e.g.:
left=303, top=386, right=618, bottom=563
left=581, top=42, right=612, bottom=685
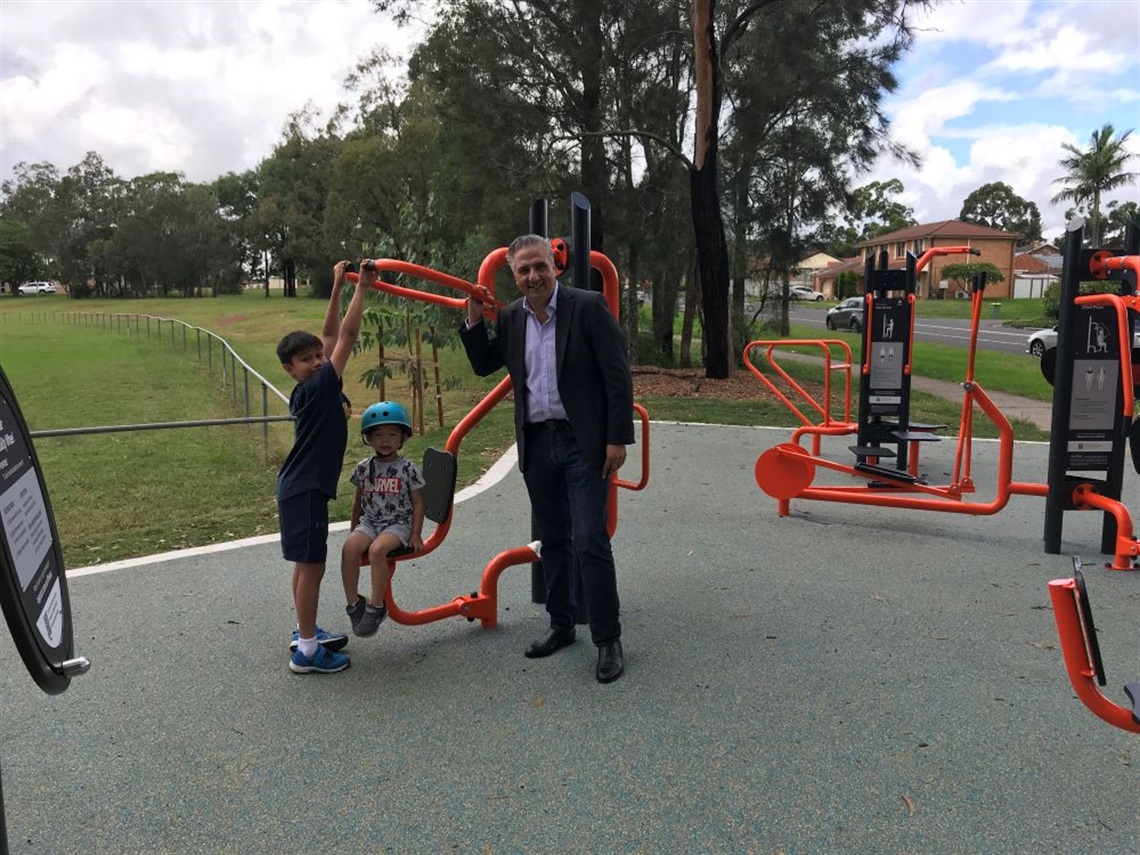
left=297, top=637, right=319, bottom=658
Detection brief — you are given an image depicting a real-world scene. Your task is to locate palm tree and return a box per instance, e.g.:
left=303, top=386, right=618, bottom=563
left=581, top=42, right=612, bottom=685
left=1051, top=123, right=1137, bottom=245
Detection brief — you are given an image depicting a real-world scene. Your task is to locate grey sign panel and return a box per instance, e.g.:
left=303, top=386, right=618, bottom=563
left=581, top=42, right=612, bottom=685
left=867, top=302, right=909, bottom=414
left=0, top=367, right=87, bottom=694
left=1064, top=306, right=1123, bottom=473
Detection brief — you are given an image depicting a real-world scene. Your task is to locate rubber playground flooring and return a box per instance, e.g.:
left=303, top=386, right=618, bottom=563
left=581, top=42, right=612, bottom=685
left=0, top=423, right=1137, bottom=854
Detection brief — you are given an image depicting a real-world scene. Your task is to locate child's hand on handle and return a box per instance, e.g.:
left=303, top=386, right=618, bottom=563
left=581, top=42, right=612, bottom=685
left=332, top=260, right=347, bottom=288
left=358, top=259, right=379, bottom=290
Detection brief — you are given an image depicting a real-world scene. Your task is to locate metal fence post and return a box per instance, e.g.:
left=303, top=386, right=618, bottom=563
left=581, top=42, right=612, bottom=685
left=262, top=384, right=270, bottom=457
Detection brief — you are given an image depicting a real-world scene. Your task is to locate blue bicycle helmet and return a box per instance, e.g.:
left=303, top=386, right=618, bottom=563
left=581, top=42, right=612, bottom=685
left=361, top=401, right=412, bottom=437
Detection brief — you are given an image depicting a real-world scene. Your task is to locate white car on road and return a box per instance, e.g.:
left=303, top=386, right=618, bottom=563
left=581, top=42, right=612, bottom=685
left=1026, top=326, right=1056, bottom=357
left=789, top=284, right=824, bottom=301
left=17, top=281, right=56, bottom=295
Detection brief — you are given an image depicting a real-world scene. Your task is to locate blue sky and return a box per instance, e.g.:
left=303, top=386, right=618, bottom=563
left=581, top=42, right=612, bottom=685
left=1, top=0, right=1137, bottom=240
left=873, top=0, right=1140, bottom=237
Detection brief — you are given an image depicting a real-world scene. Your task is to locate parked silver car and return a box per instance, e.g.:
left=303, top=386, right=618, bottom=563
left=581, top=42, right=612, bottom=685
left=825, top=296, right=864, bottom=331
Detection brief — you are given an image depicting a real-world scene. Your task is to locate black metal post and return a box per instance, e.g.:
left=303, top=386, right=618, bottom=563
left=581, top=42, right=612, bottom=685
left=571, top=192, right=594, bottom=291
left=529, top=198, right=548, bottom=239
left=1044, top=219, right=1086, bottom=553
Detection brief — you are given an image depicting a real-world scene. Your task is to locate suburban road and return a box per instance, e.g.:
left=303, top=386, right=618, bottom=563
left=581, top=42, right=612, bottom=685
left=789, top=305, right=1045, bottom=356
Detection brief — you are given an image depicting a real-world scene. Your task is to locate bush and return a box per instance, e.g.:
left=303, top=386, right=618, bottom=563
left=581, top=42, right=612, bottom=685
left=1043, top=279, right=1121, bottom=321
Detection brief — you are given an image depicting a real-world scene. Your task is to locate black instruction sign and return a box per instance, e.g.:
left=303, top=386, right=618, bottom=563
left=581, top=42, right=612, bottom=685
left=867, top=299, right=910, bottom=415
left=0, top=366, right=84, bottom=694
left=1065, top=307, right=1122, bottom=471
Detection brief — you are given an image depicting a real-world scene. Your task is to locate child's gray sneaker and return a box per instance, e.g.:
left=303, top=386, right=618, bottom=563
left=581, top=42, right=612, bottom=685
left=346, top=594, right=366, bottom=633
left=355, top=603, right=388, bottom=637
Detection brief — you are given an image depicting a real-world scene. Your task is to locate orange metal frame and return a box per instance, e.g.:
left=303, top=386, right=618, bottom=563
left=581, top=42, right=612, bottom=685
left=1048, top=576, right=1140, bottom=733
left=746, top=250, right=1140, bottom=569
left=746, top=247, right=1048, bottom=512
left=346, top=244, right=650, bottom=628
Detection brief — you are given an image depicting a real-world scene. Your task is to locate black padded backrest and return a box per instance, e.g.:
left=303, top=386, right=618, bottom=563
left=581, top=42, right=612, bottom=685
left=421, top=447, right=457, bottom=525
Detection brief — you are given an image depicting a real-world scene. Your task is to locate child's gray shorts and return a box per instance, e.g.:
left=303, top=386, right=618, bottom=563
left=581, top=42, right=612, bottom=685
left=352, top=521, right=411, bottom=546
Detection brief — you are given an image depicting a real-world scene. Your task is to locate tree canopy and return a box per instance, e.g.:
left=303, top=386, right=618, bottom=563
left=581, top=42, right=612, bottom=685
left=959, top=181, right=1043, bottom=245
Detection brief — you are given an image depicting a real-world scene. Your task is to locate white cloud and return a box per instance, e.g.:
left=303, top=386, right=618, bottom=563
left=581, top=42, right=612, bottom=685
left=0, top=0, right=1135, bottom=244
left=0, top=0, right=412, bottom=181
left=871, top=0, right=1140, bottom=239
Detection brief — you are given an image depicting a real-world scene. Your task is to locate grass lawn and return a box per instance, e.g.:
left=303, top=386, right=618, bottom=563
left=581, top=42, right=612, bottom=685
left=2, top=290, right=1055, bottom=568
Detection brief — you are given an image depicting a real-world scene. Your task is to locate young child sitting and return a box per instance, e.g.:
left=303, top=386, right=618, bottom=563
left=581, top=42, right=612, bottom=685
left=340, top=401, right=425, bottom=636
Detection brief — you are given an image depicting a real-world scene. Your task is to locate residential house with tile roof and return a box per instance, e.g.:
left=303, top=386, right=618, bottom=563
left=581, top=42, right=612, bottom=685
left=812, top=220, right=1018, bottom=299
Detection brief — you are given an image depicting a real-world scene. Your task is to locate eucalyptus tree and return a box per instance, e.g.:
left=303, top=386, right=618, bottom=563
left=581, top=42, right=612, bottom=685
left=685, top=0, right=927, bottom=376
left=47, top=152, right=123, bottom=296
left=959, top=181, right=1042, bottom=245
left=381, top=0, right=616, bottom=248
left=377, top=0, right=696, bottom=364
left=723, top=1, right=920, bottom=346
left=1051, top=123, right=1137, bottom=247
left=0, top=153, right=123, bottom=294
left=816, top=179, right=916, bottom=258
left=109, top=173, right=238, bottom=297
left=1101, top=200, right=1140, bottom=247
left=214, top=169, right=268, bottom=289
left=257, top=110, right=342, bottom=298
left=0, top=219, right=38, bottom=287
left=0, top=161, right=65, bottom=276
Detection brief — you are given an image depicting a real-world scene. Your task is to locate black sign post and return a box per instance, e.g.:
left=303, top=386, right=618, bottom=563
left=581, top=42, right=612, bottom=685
left=0, top=365, right=89, bottom=850
left=1044, top=217, right=1140, bottom=556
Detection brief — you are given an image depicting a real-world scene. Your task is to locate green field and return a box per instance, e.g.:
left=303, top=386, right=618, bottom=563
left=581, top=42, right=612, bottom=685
left=1, top=291, right=1054, bottom=568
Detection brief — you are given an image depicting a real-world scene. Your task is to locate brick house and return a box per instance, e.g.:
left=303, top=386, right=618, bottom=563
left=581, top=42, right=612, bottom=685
left=813, top=220, right=1018, bottom=299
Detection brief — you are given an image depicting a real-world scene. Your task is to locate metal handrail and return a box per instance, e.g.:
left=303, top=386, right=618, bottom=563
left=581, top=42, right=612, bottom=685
left=18, top=311, right=294, bottom=452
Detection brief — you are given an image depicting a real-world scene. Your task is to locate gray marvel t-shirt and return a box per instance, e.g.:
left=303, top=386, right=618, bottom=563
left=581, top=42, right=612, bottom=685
left=350, top=455, right=425, bottom=532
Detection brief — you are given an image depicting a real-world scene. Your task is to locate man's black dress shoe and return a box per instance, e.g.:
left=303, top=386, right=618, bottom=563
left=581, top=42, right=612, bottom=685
left=524, top=629, right=576, bottom=659
left=596, top=639, right=624, bottom=683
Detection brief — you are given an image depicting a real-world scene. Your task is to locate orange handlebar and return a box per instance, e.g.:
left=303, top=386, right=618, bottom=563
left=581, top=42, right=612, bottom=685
left=913, top=245, right=980, bottom=274
left=347, top=259, right=500, bottom=319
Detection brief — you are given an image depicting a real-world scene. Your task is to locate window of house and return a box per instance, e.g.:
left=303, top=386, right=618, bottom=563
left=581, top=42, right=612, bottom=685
left=913, top=238, right=924, bottom=254
left=895, top=241, right=905, bottom=258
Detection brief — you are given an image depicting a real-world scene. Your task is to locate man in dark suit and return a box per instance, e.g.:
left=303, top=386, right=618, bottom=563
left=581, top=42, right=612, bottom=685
left=460, top=234, right=634, bottom=683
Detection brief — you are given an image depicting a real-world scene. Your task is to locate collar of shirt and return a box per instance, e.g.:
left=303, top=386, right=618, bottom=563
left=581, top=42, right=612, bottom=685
left=522, top=281, right=559, bottom=321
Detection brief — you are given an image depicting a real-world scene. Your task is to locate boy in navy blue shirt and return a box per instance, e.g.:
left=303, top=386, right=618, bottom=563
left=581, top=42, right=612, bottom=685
left=276, top=259, right=372, bottom=674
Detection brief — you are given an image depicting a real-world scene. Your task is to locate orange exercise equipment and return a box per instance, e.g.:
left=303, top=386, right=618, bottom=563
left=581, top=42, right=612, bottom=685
left=747, top=248, right=1049, bottom=515
left=1048, top=559, right=1139, bottom=734
left=344, top=238, right=649, bottom=630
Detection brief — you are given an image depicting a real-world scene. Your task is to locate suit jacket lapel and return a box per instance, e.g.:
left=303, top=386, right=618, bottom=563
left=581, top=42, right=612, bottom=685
left=510, top=301, right=527, bottom=374
left=555, top=285, right=571, bottom=380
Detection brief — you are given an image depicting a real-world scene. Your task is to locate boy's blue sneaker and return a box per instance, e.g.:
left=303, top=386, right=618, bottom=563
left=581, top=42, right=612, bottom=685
left=289, top=645, right=350, bottom=674
left=290, top=626, right=349, bottom=653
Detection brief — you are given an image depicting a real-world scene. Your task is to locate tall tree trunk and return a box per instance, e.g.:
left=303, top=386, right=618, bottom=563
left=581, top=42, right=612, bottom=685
left=283, top=257, right=297, bottom=298
left=690, top=164, right=730, bottom=377
left=730, top=159, right=752, bottom=365
left=679, top=253, right=700, bottom=368
left=577, top=0, right=605, bottom=277
left=624, top=243, right=641, bottom=365
left=691, top=0, right=730, bottom=378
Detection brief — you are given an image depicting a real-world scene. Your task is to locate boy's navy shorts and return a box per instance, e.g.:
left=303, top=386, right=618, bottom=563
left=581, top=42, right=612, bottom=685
left=278, top=490, right=330, bottom=563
